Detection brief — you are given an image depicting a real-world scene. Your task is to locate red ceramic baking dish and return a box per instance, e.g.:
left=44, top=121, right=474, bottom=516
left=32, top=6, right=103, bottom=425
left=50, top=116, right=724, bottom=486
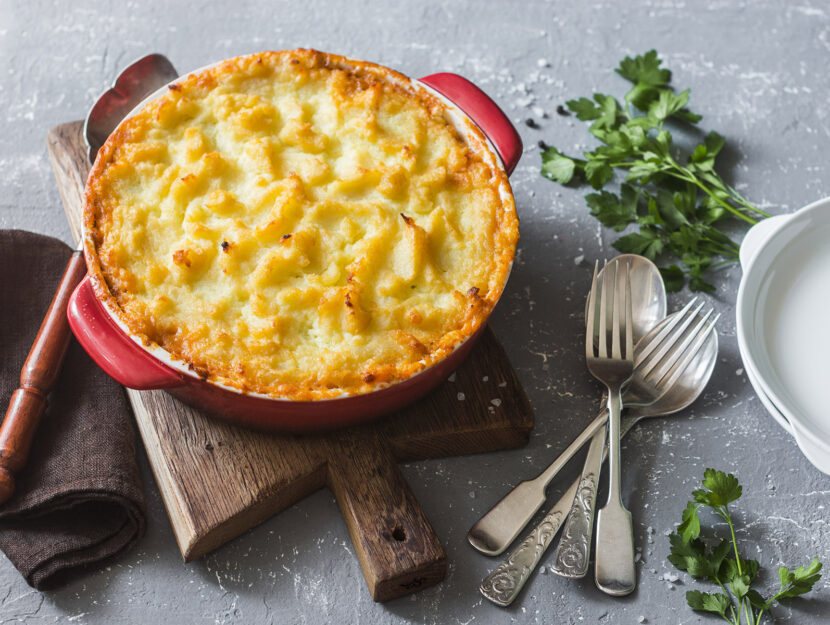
left=67, top=54, right=522, bottom=431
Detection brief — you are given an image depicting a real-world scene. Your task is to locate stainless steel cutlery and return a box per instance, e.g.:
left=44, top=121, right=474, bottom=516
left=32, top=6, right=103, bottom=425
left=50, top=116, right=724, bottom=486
left=475, top=256, right=720, bottom=606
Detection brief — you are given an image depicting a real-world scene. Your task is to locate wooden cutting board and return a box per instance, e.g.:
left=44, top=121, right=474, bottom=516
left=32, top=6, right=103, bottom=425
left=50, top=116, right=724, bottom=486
left=46, top=121, right=533, bottom=602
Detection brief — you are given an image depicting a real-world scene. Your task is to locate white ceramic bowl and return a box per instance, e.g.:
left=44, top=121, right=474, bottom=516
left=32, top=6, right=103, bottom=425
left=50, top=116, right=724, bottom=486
left=737, top=198, right=830, bottom=474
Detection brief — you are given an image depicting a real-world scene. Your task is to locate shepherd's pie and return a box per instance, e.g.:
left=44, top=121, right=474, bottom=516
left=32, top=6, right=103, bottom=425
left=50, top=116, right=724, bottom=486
left=84, top=49, right=518, bottom=399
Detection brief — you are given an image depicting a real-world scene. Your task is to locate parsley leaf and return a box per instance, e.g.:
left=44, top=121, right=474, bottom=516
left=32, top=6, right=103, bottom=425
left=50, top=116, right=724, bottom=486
left=777, top=558, right=823, bottom=599
left=566, top=96, right=602, bottom=121
left=669, top=469, right=823, bottom=624
left=540, top=50, right=770, bottom=291
left=708, top=540, right=733, bottom=577
left=616, top=49, right=671, bottom=88
left=585, top=186, right=638, bottom=230
left=746, top=589, right=766, bottom=609
left=613, top=228, right=663, bottom=260
left=729, top=574, right=751, bottom=599
left=668, top=533, right=709, bottom=577
left=677, top=501, right=702, bottom=542
left=591, top=93, right=624, bottom=131
left=718, top=557, right=759, bottom=585
left=658, top=265, right=684, bottom=291
left=649, top=88, right=691, bottom=122
left=686, top=590, right=730, bottom=616
left=694, top=468, right=742, bottom=507
left=584, top=160, right=614, bottom=189
left=669, top=533, right=734, bottom=584
left=691, top=130, right=726, bottom=171
left=541, top=147, right=579, bottom=184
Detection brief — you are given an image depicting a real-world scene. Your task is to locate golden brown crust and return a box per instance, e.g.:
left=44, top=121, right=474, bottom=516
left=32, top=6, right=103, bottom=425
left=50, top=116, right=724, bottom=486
left=84, top=49, right=518, bottom=399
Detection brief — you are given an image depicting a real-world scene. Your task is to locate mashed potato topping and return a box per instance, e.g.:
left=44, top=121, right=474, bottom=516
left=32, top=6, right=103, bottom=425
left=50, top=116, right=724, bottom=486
left=84, top=50, right=518, bottom=399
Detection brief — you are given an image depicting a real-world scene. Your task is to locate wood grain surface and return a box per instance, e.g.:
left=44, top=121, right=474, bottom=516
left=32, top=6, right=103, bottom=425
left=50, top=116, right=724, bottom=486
left=47, top=121, right=533, bottom=602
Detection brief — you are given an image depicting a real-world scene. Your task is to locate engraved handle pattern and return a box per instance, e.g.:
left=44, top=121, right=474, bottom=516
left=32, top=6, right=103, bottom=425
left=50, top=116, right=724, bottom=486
left=550, top=472, right=598, bottom=576
left=549, top=424, right=606, bottom=578
left=480, top=481, right=578, bottom=607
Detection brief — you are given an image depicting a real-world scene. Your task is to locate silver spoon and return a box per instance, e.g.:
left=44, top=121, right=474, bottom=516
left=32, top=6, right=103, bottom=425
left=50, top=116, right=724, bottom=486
left=467, top=254, right=667, bottom=556
left=479, top=306, right=719, bottom=606
left=84, top=53, right=179, bottom=163
left=0, top=54, right=179, bottom=503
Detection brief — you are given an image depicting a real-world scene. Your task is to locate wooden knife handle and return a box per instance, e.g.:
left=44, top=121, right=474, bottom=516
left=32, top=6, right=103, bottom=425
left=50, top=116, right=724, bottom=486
left=0, top=249, right=87, bottom=503
left=327, top=436, right=447, bottom=602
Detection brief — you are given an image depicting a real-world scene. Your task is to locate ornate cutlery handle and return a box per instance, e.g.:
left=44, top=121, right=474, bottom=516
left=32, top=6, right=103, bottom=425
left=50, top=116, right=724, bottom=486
left=549, top=414, right=640, bottom=579
left=480, top=413, right=643, bottom=606
left=468, top=409, right=609, bottom=555
left=468, top=406, right=645, bottom=557
left=549, top=422, right=606, bottom=578
left=480, top=480, right=578, bottom=607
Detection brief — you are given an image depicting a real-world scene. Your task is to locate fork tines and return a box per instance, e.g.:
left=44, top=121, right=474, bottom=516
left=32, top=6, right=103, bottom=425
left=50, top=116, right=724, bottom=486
left=636, top=299, right=720, bottom=387
left=586, top=259, right=634, bottom=363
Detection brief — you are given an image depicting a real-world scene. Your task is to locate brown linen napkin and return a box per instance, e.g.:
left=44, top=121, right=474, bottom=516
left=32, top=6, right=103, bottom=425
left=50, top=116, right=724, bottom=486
left=0, top=229, right=145, bottom=589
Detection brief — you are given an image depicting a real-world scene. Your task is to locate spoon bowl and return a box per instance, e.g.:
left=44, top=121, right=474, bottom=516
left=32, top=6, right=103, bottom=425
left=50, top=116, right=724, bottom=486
left=592, top=254, right=666, bottom=343
left=84, top=54, right=179, bottom=164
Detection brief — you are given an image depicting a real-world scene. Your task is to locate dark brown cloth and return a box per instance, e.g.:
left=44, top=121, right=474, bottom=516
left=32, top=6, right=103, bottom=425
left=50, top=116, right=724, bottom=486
left=0, top=229, right=145, bottom=589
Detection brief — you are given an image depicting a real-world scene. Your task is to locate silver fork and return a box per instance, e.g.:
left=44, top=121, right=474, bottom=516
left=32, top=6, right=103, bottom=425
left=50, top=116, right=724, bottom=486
left=480, top=303, right=719, bottom=606
left=586, top=259, right=636, bottom=596
left=550, top=300, right=716, bottom=579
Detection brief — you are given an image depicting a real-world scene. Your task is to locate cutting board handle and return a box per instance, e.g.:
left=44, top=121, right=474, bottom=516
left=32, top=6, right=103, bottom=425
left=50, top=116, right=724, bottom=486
left=327, top=436, right=447, bottom=602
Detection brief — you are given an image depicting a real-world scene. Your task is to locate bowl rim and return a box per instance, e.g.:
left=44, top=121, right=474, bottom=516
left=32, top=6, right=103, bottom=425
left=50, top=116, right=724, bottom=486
left=80, top=51, right=517, bottom=403
left=736, top=196, right=830, bottom=453
left=740, top=339, right=792, bottom=434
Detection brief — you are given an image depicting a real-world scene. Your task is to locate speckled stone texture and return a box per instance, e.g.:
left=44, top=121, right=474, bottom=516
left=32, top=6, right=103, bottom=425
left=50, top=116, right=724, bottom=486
left=1, top=0, right=829, bottom=622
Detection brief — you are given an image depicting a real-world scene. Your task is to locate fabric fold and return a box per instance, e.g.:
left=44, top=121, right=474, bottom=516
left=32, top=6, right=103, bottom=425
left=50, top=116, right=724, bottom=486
left=0, top=230, right=145, bottom=590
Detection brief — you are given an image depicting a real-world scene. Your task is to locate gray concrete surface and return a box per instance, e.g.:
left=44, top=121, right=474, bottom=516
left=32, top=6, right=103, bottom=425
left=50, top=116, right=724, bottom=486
left=2, top=0, right=830, bottom=622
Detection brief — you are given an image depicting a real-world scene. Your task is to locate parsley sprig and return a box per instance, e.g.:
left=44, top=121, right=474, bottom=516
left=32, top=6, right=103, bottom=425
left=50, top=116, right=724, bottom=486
left=669, top=469, right=822, bottom=624
left=540, top=50, right=770, bottom=292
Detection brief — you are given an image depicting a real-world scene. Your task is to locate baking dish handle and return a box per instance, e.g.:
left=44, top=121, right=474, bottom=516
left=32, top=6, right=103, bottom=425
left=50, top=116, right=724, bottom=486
left=67, top=276, right=185, bottom=390
left=419, top=73, right=522, bottom=175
